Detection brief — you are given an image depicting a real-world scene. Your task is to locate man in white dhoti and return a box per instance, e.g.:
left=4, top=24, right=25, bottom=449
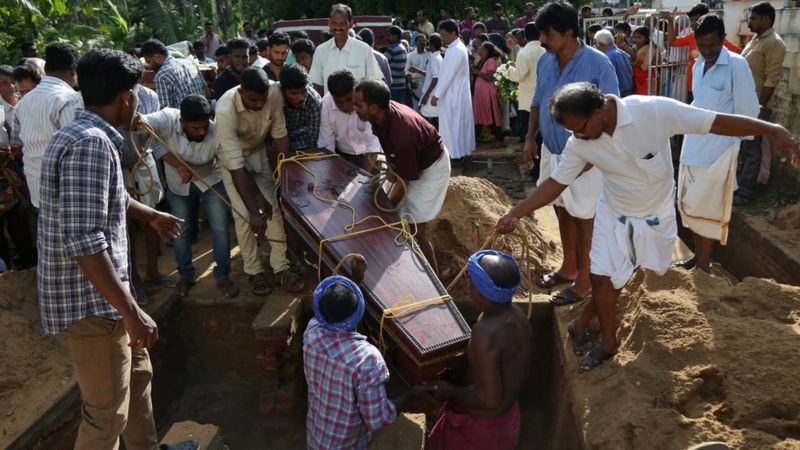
left=496, top=82, right=799, bottom=373
left=431, top=19, right=475, bottom=162
left=676, top=15, right=759, bottom=273
left=354, top=80, right=450, bottom=271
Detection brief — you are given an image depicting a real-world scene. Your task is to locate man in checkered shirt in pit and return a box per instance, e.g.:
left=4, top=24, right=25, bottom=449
left=303, top=276, right=424, bottom=449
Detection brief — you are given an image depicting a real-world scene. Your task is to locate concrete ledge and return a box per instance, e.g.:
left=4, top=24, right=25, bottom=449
left=251, top=292, right=304, bottom=340
left=159, top=421, right=225, bottom=450
left=370, top=413, right=426, bottom=450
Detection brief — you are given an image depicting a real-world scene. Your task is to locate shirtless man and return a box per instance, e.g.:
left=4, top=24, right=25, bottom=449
left=424, top=250, right=532, bottom=450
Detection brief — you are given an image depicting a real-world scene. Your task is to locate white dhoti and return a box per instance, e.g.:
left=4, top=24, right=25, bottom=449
left=538, top=144, right=603, bottom=219
left=677, top=145, right=738, bottom=245
left=590, top=195, right=677, bottom=289
left=398, top=148, right=451, bottom=223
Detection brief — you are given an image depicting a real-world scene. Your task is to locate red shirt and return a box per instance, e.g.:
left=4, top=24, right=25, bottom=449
left=371, top=101, right=444, bottom=182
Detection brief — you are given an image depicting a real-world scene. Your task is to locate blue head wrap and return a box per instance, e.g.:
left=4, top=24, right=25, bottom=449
left=467, top=250, right=520, bottom=304
left=312, top=275, right=366, bottom=332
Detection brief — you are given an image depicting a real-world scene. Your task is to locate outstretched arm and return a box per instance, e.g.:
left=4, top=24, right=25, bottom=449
left=495, top=177, right=568, bottom=233
left=709, top=113, right=800, bottom=167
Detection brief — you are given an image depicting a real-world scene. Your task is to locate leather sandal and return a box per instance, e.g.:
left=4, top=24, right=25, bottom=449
left=277, top=269, right=305, bottom=293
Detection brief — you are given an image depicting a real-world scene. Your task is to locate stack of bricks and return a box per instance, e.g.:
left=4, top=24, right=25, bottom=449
left=251, top=294, right=306, bottom=433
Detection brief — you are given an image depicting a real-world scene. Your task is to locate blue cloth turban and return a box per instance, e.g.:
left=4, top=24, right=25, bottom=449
left=467, top=250, right=520, bottom=304
left=313, top=275, right=365, bottom=332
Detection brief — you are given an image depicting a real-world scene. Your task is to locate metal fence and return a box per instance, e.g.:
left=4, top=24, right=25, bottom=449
left=583, top=12, right=693, bottom=102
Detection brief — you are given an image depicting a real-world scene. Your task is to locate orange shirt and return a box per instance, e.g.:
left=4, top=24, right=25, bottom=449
left=674, top=31, right=741, bottom=91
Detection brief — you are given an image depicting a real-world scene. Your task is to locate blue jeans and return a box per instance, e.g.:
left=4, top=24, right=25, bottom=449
left=167, top=181, right=231, bottom=281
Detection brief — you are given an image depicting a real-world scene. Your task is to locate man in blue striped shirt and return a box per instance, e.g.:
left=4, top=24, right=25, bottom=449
left=385, top=26, right=408, bottom=104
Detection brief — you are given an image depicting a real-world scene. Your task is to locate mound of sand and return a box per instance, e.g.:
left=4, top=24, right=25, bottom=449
left=0, top=269, right=73, bottom=448
left=429, top=176, right=561, bottom=299
left=746, top=202, right=800, bottom=265
left=557, top=268, right=800, bottom=449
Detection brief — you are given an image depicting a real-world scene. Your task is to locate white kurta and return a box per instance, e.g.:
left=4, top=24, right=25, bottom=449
left=433, top=39, right=475, bottom=159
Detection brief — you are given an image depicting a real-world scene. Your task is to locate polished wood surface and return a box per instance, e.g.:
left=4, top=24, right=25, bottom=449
left=279, top=154, right=470, bottom=372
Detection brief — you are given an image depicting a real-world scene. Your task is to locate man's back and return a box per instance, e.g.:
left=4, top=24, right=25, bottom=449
left=154, top=56, right=207, bottom=109
left=472, top=306, right=532, bottom=414
left=303, top=319, right=396, bottom=449
left=13, top=76, right=83, bottom=207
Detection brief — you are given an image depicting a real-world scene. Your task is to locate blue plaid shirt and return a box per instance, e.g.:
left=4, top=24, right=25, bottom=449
left=154, top=55, right=207, bottom=109
left=38, top=110, right=130, bottom=335
left=284, top=86, right=322, bottom=151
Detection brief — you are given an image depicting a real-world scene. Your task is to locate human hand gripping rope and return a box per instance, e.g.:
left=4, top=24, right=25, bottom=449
left=131, top=114, right=286, bottom=243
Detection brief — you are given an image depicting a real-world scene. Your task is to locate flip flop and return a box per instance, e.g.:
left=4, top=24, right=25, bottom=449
left=577, top=347, right=615, bottom=373
left=159, top=439, right=199, bottom=450
left=567, top=322, right=593, bottom=356
left=536, top=271, right=574, bottom=289
left=549, top=287, right=590, bottom=306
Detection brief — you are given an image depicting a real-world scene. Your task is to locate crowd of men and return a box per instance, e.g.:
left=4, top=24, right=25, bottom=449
left=0, top=1, right=798, bottom=449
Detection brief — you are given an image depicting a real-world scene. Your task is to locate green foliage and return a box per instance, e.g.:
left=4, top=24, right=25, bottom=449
left=0, top=0, right=530, bottom=64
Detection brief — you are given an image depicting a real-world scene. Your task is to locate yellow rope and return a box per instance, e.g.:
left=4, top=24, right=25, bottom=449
left=368, top=159, right=407, bottom=213
left=135, top=117, right=288, bottom=243
left=127, top=129, right=156, bottom=196
left=378, top=293, right=453, bottom=354
left=445, top=226, right=537, bottom=319
left=316, top=212, right=422, bottom=282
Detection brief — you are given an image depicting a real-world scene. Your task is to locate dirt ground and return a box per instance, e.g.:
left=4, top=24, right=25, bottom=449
left=744, top=201, right=800, bottom=265
left=0, top=269, right=73, bottom=448
left=3, top=173, right=799, bottom=450
left=555, top=268, right=800, bottom=450
left=429, top=176, right=562, bottom=304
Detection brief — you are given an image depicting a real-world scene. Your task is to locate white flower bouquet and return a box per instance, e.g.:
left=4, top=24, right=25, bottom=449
left=494, top=62, right=519, bottom=102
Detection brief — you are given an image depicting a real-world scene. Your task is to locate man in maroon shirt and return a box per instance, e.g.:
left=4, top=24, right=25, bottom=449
left=353, top=80, right=451, bottom=272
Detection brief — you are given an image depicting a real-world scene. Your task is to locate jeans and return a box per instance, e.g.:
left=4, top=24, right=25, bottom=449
left=517, top=109, right=530, bottom=142
left=391, top=88, right=406, bottom=104
left=167, top=181, right=231, bottom=280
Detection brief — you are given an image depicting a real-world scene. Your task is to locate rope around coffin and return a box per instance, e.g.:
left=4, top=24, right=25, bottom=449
left=133, top=119, right=288, bottom=243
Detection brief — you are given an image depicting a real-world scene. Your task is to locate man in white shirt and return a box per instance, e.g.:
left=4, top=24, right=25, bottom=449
left=506, top=23, right=544, bottom=142
left=416, top=10, right=436, bottom=38
left=308, top=3, right=381, bottom=95
left=11, top=42, right=83, bottom=241
left=431, top=19, right=475, bottom=161
left=496, top=82, right=798, bottom=373
left=676, top=15, right=759, bottom=273
left=404, top=34, right=429, bottom=111
left=317, top=70, right=381, bottom=170
left=138, top=94, right=239, bottom=299
left=215, top=67, right=305, bottom=296
left=419, top=34, right=444, bottom=124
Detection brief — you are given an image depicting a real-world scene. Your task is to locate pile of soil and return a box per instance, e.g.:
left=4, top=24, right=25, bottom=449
left=557, top=268, right=800, bottom=449
left=746, top=202, right=800, bottom=264
left=429, top=176, right=561, bottom=301
left=0, top=269, right=73, bottom=447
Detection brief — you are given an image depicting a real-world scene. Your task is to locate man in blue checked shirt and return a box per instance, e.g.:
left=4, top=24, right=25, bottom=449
left=521, top=1, right=619, bottom=307
left=37, top=49, right=182, bottom=450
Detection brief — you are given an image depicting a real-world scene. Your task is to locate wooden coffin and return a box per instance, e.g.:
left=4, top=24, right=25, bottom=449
left=279, top=153, right=470, bottom=385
